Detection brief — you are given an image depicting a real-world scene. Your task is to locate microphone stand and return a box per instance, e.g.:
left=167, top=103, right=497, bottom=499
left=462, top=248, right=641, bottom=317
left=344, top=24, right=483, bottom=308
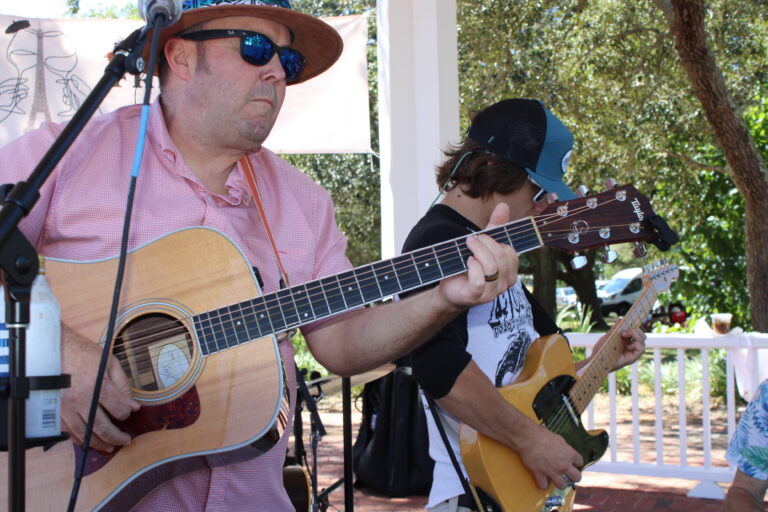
left=0, top=26, right=149, bottom=512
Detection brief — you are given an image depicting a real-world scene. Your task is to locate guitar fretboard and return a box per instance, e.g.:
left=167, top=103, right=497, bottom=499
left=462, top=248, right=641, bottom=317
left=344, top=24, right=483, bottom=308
left=193, top=217, right=542, bottom=355
left=569, top=283, right=660, bottom=414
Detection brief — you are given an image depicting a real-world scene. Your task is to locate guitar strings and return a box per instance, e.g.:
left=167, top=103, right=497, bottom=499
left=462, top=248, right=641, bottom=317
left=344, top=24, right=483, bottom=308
left=110, top=195, right=634, bottom=374
left=110, top=196, right=630, bottom=372
left=111, top=220, right=626, bottom=377
left=545, top=290, right=656, bottom=436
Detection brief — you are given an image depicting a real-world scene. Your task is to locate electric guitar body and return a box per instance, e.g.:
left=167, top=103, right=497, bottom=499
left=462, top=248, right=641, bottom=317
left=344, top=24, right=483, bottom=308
left=460, top=334, right=606, bottom=512
left=460, top=262, right=679, bottom=512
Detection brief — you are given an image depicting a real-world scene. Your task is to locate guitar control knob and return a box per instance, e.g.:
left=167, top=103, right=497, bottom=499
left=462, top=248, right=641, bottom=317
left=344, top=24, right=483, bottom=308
left=576, top=185, right=590, bottom=198
left=633, top=242, right=648, bottom=259
left=545, top=496, right=565, bottom=507
left=570, top=254, right=588, bottom=270
left=601, top=247, right=618, bottom=263
left=604, top=178, right=618, bottom=190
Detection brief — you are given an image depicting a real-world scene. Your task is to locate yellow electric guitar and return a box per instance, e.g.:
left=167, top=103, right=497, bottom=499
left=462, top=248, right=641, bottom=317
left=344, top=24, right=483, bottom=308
left=460, top=261, right=679, bottom=512
left=0, top=185, right=676, bottom=511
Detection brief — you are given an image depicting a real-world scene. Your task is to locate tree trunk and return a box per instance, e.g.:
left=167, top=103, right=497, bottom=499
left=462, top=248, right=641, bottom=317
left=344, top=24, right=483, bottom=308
left=532, top=248, right=558, bottom=319
left=556, top=249, right=608, bottom=331
left=664, top=0, right=768, bottom=330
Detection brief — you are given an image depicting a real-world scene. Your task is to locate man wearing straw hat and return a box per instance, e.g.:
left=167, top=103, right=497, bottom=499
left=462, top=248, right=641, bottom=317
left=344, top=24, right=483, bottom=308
left=0, top=1, right=521, bottom=509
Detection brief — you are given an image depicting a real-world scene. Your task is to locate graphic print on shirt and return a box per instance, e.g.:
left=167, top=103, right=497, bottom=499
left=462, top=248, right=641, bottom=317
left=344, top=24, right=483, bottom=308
left=488, top=287, right=535, bottom=387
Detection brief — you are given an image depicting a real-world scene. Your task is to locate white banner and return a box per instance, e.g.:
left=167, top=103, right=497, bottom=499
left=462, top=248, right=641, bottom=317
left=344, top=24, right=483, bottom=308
left=0, top=13, right=370, bottom=154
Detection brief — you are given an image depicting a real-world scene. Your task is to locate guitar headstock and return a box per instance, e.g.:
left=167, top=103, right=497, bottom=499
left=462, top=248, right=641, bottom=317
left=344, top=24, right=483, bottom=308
left=536, top=184, right=678, bottom=253
left=642, top=259, right=679, bottom=294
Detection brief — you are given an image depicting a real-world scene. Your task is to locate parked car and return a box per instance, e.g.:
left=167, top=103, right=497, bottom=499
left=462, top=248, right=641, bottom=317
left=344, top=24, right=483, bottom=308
left=556, top=286, right=577, bottom=307
left=597, top=268, right=643, bottom=316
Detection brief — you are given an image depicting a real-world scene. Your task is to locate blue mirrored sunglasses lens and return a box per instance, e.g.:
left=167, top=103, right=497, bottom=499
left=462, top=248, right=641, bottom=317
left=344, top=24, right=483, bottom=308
left=279, top=49, right=305, bottom=81
left=242, top=33, right=274, bottom=65
left=242, top=33, right=305, bottom=81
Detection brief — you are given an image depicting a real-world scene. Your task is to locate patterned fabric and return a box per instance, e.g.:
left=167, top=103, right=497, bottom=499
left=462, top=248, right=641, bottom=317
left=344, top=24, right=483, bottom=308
left=0, top=97, right=352, bottom=511
left=182, top=0, right=292, bottom=9
left=727, top=379, right=768, bottom=480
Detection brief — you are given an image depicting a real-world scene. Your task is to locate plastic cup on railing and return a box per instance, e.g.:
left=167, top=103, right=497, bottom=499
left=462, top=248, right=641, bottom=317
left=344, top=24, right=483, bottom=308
left=710, top=313, right=733, bottom=335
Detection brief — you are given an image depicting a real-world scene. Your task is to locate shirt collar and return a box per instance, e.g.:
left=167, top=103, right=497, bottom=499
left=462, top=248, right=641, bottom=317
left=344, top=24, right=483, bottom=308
left=149, top=97, right=258, bottom=207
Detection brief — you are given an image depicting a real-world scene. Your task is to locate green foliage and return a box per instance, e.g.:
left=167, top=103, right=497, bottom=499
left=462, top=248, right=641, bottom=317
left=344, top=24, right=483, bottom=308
left=455, top=0, right=768, bottom=329
left=556, top=304, right=595, bottom=333
left=71, top=1, right=139, bottom=19
left=283, top=153, right=381, bottom=266
left=283, top=0, right=380, bottom=267
left=603, top=347, right=734, bottom=404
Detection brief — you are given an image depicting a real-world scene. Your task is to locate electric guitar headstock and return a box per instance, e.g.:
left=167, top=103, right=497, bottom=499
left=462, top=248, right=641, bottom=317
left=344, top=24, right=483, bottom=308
left=642, top=259, right=679, bottom=295
left=535, top=184, right=678, bottom=264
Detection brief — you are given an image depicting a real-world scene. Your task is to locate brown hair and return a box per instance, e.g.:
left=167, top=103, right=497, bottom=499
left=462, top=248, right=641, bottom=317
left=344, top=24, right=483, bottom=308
left=435, top=137, right=528, bottom=200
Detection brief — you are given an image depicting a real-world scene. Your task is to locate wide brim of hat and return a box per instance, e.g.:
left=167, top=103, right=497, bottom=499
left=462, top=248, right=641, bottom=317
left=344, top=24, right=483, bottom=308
left=142, top=5, right=343, bottom=85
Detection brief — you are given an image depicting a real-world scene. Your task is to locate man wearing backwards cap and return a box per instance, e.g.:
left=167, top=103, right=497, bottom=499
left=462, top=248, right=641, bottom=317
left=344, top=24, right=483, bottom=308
left=0, top=1, right=521, bottom=510
left=402, top=99, right=646, bottom=511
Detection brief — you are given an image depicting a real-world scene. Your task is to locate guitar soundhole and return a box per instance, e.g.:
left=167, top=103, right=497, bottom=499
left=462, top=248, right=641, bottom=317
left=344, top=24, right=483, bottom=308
left=114, top=314, right=194, bottom=392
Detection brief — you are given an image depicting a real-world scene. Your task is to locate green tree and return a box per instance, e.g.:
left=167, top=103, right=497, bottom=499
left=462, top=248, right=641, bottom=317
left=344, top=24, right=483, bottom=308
left=286, top=0, right=380, bottom=266
left=456, top=0, right=768, bottom=329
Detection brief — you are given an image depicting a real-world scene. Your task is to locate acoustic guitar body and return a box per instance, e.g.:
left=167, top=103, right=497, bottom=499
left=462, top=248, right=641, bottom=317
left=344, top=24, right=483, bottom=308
left=0, top=228, right=285, bottom=511
left=460, top=334, right=608, bottom=512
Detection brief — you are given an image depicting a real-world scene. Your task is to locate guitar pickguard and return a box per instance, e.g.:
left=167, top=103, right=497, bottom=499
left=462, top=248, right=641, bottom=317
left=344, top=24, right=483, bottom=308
left=533, top=375, right=608, bottom=468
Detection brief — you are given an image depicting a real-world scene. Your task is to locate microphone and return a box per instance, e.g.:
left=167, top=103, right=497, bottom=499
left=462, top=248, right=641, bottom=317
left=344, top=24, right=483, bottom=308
left=138, top=0, right=183, bottom=28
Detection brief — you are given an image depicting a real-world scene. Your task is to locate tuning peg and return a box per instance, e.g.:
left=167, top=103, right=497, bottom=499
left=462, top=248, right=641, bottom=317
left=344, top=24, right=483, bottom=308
left=571, top=253, right=588, bottom=270
left=576, top=185, right=590, bottom=198
left=547, top=192, right=559, bottom=204
left=604, top=178, right=618, bottom=190
left=633, top=242, right=648, bottom=259
left=600, top=247, right=618, bottom=263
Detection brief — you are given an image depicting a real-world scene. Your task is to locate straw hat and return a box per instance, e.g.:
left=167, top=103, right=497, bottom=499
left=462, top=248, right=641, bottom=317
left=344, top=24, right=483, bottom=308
left=144, top=0, right=343, bottom=85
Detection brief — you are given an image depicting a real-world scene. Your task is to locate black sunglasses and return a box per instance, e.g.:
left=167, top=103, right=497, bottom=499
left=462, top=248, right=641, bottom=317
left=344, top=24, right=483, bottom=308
left=181, top=29, right=306, bottom=82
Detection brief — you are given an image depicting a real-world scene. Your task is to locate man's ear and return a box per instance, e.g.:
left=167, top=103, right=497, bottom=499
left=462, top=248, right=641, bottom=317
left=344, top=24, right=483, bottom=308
left=164, top=38, right=195, bottom=81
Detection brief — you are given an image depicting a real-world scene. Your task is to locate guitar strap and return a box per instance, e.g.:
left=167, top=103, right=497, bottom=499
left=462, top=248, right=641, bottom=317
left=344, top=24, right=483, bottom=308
left=240, top=154, right=328, bottom=485
left=424, top=392, right=485, bottom=511
left=240, top=154, right=291, bottom=289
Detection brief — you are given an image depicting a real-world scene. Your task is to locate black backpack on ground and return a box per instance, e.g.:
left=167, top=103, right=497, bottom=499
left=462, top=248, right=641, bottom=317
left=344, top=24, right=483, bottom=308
left=352, top=358, right=433, bottom=497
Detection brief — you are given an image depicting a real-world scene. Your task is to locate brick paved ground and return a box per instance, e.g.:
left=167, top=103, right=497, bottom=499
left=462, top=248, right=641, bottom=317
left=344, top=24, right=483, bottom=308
left=291, top=391, right=747, bottom=512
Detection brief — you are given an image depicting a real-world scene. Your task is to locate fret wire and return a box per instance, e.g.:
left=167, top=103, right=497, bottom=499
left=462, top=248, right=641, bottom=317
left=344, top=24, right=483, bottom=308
left=335, top=274, right=350, bottom=309
left=244, top=297, right=264, bottom=339
left=294, top=283, right=317, bottom=324
left=389, top=258, right=404, bottom=290
left=370, top=262, right=385, bottom=297
left=227, top=304, right=245, bottom=348
left=282, top=286, right=302, bottom=327
left=312, top=281, right=332, bottom=317
left=431, top=246, right=446, bottom=279
left=206, top=309, right=223, bottom=352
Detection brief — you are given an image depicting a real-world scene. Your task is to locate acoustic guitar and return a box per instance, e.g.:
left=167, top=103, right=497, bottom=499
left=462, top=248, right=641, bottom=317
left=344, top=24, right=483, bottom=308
left=283, top=464, right=312, bottom=512
left=460, top=262, right=679, bottom=512
left=0, top=185, right=675, bottom=510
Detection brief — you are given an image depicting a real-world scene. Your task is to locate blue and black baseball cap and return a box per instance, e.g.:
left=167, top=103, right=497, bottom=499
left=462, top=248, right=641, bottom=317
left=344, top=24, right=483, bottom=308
left=468, top=98, right=577, bottom=201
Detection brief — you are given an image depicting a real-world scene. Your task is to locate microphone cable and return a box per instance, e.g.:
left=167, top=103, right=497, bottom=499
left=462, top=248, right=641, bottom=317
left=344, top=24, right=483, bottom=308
left=66, top=10, right=169, bottom=511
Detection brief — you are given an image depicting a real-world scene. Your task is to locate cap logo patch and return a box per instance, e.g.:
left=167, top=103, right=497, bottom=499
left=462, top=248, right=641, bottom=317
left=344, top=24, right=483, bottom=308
left=561, top=150, right=572, bottom=175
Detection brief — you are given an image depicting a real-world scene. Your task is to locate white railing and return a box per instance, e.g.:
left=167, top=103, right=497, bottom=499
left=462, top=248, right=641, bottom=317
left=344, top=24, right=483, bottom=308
left=567, top=331, right=768, bottom=500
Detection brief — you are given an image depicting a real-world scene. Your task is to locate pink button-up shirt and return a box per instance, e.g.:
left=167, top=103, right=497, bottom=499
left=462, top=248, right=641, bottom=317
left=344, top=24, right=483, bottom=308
left=0, top=98, right=353, bottom=510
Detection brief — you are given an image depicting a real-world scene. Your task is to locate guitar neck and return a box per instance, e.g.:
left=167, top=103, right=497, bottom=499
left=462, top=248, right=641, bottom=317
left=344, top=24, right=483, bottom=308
left=193, top=217, right=543, bottom=355
left=568, top=286, right=660, bottom=414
